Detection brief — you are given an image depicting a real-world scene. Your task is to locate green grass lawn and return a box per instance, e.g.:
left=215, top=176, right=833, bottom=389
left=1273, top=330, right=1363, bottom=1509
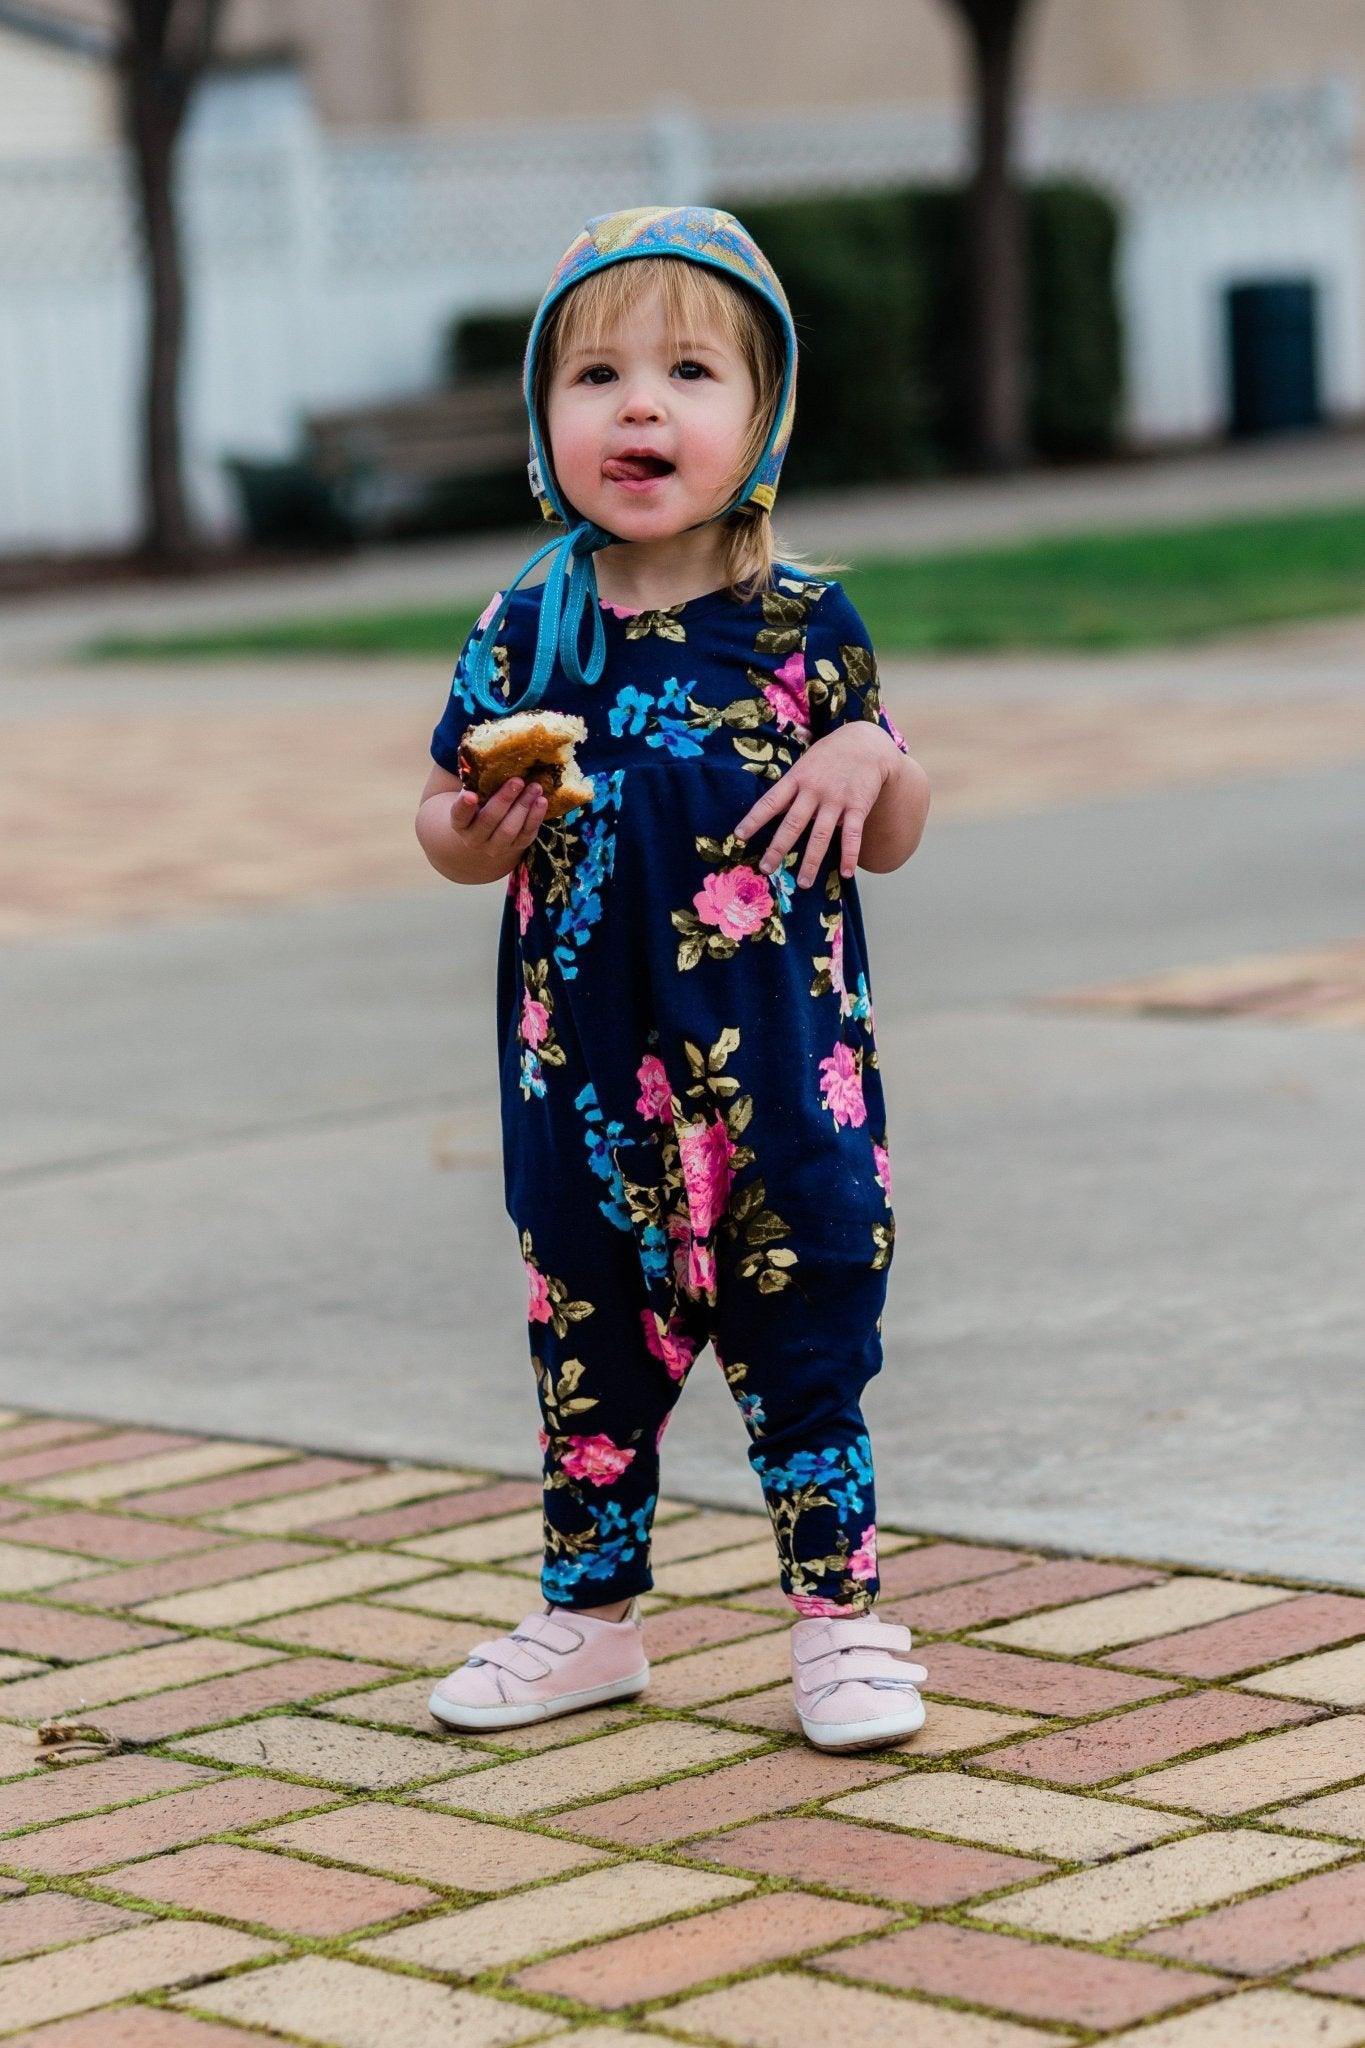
left=82, top=500, right=1365, bottom=661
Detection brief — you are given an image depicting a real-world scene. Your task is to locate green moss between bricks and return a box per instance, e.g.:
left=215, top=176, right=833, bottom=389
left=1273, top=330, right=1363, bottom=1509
left=2, top=1431, right=1363, bottom=2046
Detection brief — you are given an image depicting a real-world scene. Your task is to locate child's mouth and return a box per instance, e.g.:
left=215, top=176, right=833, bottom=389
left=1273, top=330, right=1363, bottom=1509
left=602, top=454, right=675, bottom=491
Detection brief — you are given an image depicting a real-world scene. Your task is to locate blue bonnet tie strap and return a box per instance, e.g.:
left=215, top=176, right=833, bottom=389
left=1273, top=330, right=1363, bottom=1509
left=465, top=518, right=613, bottom=717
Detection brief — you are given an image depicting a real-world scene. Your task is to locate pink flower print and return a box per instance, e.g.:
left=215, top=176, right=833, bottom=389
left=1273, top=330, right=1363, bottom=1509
left=788, top=1591, right=854, bottom=1617
left=830, top=916, right=846, bottom=999
left=476, top=590, right=505, bottom=633
left=694, top=866, right=773, bottom=941
left=655, top=1409, right=672, bottom=1451
left=536, top=1427, right=550, bottom=1454
left=686, top=1238, right=717, bottom=1300
left=526, top=1262, right=552, bottom=1324
left=520, top=993, right=549, bottom=1048
left=599, top=599, right=641, bottom=619
left=679, top=1116, right=735, bottom=1237
left=510, top=860, right=534, bottom=935
left=560, top=1433, right=635, bottom=1486
left=849, top=1523, right=879, bottom=1581
left=764, top=649, right=811, bottom=740
left=635, top=1053, right=673, bottom=1123
left=819, top=1041, right=867, bottom=1129
left=872, top=1141, right=892, bottom=1202
left=881, top=706, right=909, bottom=754
left=641, top=1309, right=697, bottom=1383
left=666, top=1211, right=717, bottom=1302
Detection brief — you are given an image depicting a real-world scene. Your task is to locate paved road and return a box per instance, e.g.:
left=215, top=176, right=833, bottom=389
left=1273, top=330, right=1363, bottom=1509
left=3, top=621, right=1362, bottom=1588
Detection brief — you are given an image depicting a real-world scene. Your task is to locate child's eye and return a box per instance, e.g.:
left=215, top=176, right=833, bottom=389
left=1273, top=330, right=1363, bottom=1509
left=674, top=359, right=708, bottom=379
left=579, top=364, right=615, bottom=385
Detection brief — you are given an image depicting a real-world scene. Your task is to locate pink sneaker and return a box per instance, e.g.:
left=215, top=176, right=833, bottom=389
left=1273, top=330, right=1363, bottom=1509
left=428, top=1598, right=649, bottom=1732
left=790, top=1609, right=928, bottom=1751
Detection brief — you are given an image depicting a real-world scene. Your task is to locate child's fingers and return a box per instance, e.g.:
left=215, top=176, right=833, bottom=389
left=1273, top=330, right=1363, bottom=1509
left=733, top=773, right=796, bottom=847
left=492, top=784, right=546, bottom=849
left=513, top=789, right=549, bottom=845
left=449, top=789, right=479, bottom=831
left=756, top=784, right=817, bottom=874
left=839, top=811, right=864, bottom=879
left=464, top=776, right=525, bottom=844
left=796, top=803, right=842, bottom=889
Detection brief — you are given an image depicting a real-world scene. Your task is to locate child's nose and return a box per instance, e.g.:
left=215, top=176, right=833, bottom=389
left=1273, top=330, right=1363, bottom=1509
left=617, top=381, right=665, bottom=423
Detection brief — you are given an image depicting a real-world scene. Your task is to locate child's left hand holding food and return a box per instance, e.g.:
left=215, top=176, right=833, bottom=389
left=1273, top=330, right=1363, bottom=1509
left=733, top=723, right=918, bottom=888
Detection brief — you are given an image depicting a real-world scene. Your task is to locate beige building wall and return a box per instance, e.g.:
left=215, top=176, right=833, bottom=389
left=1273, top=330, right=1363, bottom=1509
left=10, top=2, right=1363, bottom=137
left=382, top=0, right=1362, bottom=131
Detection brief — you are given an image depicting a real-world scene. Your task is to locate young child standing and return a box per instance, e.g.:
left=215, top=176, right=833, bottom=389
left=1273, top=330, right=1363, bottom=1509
left=416, top=206, right=931, bottom=1751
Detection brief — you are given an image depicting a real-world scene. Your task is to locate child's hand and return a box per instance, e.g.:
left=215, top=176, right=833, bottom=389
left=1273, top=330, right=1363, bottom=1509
left=733, top=723, right=900, bottom=887
left=443, top=776, right=548, bottom=883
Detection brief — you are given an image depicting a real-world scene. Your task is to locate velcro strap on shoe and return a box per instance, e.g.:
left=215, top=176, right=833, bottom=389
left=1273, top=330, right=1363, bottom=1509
left=466, top=1637, right=552, bottom=1681
left=800, top=1646, right=925, bottom=1687
left=518, top=1611, right=587, bottom=1654
left=792, top=1620, right=913, bottom=1664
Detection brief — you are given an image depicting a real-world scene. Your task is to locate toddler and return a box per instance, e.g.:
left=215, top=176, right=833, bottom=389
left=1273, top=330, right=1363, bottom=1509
left=415, top=206, right=931, bottom=1750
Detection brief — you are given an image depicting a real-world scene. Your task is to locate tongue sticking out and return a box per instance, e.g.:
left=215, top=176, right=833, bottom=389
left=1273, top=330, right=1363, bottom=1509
left=603, top=454, right=674, bottom=482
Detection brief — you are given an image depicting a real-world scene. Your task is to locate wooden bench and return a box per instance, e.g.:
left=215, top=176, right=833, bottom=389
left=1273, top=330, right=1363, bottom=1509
left=302, top=370, right=528, bottom=535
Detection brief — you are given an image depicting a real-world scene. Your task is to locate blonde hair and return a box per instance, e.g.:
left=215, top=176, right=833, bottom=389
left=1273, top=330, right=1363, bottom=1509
left=531, top=254, right=846, bottom=601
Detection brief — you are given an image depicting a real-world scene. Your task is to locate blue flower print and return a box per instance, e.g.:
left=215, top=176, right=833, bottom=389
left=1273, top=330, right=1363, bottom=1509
left=647, top=717, right=705, bottom=758
left=737, top=1391, right=766, bottom=1433
left=752, top=1432, right=874, bottom=1522
left=608, top=685, right=652, bottom=737
left=638, top=1223, right=671, bottom=1284
left=520, top=1048, right=547, bottom=1100
left=542, top=1493, right=656, bottom=1602
left=575, top=1081, right=631, bottom=1231
left=550, top=771, right=624, bottom=979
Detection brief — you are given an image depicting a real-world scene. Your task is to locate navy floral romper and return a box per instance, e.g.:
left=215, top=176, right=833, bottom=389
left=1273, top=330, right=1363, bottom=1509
left=430, top=567, right=910, bottom=1617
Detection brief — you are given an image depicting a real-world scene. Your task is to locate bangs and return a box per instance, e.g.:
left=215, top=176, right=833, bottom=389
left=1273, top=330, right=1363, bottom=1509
left=548, top=255, right=750, bottom=368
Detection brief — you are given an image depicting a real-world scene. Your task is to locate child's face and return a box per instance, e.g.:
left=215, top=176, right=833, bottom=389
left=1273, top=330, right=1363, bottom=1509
left=544, top=282, right=757, bottom=542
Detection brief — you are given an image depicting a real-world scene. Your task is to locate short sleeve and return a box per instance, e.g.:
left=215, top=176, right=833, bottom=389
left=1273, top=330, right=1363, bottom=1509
left=804, top=580, right=909, bottom=755
left=429, top=590, right=511, bottom=771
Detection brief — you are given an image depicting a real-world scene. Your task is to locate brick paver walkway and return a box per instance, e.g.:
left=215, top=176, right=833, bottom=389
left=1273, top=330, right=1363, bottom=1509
left=0, top=1410, right=1361, bottom=2044
left=4, top=680, right=1365, bottom=940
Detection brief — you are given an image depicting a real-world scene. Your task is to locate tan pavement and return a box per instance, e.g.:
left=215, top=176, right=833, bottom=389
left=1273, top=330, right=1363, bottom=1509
left=5, top=651, right=1365, bottom=943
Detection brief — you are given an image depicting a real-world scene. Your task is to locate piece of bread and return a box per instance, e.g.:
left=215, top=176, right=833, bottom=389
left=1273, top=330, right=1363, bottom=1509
left=456, top=710, right=594, bottom=820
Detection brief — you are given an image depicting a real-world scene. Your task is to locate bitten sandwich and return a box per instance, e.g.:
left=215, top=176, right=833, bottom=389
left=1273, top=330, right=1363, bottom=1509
left=456, top=710, right=594, bottom=820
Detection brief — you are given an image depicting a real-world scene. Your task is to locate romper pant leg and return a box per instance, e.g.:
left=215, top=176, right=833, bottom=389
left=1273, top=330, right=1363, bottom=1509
left=514, top=1111, right=709, bottom=1611
left=710, top=1211, right=890, bottom=1618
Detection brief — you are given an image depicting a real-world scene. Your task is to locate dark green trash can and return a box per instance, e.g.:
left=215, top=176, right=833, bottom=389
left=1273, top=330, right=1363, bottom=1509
left=1225, top=277, right=1322, bottom=437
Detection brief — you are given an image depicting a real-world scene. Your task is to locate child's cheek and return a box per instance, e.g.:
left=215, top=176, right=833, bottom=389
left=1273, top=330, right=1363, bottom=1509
left=688, top=419, right=750, bottom=506
left=552, top=435, right=597, bottom=508
left=546, top=404, right=602, bottom=512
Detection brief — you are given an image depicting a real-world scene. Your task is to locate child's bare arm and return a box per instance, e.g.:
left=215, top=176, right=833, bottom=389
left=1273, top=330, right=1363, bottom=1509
left=416, top=763, right=547, bottom=884
left=855, top=743, right=931, bottom=874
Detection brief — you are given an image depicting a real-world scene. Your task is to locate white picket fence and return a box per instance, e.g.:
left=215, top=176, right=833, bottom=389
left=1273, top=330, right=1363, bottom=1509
left=0, top=80, right=1360, bottom=551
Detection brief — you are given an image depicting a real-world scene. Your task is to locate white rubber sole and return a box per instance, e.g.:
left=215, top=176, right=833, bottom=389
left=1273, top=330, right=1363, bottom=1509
left=796, top=1691, right=927, bottom=1751
left=427, top=1666, right=649, bottom=1732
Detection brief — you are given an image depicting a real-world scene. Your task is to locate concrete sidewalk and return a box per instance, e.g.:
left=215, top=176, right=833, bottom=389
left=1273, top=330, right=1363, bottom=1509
left=6, top=427, right=1365, bottom=661
left=0, top=1406, right=1361, bottom=2046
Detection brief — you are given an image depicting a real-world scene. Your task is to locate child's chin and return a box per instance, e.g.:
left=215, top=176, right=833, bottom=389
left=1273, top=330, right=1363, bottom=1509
left=597, top=502, right=695, bottom=540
